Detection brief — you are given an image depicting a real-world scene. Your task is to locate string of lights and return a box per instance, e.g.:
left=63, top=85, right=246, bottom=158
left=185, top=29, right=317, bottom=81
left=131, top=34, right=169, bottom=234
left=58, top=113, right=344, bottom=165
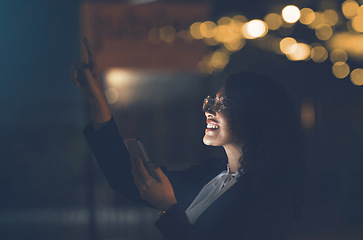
left=147, top=0, right=363, bottom=86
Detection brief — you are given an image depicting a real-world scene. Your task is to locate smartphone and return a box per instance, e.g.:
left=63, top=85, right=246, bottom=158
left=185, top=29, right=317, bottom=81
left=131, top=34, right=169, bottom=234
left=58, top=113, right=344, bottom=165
left=124, top=138, right=159, bottom=180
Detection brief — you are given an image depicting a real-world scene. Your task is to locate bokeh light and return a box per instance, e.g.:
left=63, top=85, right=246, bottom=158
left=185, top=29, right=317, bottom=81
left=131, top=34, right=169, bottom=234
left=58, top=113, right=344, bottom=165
left=332, top=62, right=350, bottom=78
left=311, top=45, right=328, bottom=63
left=328, top=32, right=363, bottom=58
left=350, top=68, right=363, bottom=86
left=264, top=13, right=283, bottom=30
left=282, top=5, right=301, bottom=23
left=280, top=37, right=297, bottom=54
left=242, top=19, right=268, bottom=39
left=351, top=7, right=363, bottom=32
left=286, top=43, right=311, bottom=61
left=322, top=9, right=339, bottom=26
left=203, top=37, right=219, bottom=46
left=105, top=68, right=133, bottom=87
left=176, top=30, right=193, bottom=43
left=224, top=38, right=245, bottom=52
left=308, top=12, right=324, bottom=29
left=200, top=21, right=217, bottom=38
left=217, top=16, right=232, bottom=25
left=330, top=49, right=348, bottom=63
left=190, top=22, right=203, bottom=39
left=228, top=19, right=245, bottom=39
left=299, top=8, right=316, bottom=25
left=315, top=24, right=333, bottom=40
left=301, top=99, right=315, bottom=129
left=233, top=15, right=248, bottom=24
left=105, top=88, right=119, bottom=104
left=187, top=5, right=361, bottom=77
left=342, top=0, right=359, bottom=19
left=159, top=26, right=176, bottom=43
left=210, top=50, right=229, bottom=69
left=198, top=58, right=214, bottom=75
left=214, top=25, right=231, bottom=42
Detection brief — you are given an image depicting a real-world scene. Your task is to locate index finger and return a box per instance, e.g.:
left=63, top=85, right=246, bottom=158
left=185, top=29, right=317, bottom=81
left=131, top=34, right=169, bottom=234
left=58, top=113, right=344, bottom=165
left=83, top=37, right=97, bottom=72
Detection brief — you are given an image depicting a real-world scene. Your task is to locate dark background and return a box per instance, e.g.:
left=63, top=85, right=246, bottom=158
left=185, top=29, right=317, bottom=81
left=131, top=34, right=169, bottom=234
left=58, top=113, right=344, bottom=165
left=1, top=0, right=362, bottom=239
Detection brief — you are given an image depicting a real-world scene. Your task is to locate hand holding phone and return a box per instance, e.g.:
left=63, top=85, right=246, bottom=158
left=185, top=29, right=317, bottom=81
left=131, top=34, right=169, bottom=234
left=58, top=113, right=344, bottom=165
left=124, top=138, right=159, bottom=180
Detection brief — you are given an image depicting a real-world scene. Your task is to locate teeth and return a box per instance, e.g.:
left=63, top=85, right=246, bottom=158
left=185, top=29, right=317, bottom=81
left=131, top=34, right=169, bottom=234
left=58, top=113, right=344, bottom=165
left=207, top=124, right=219, bottom=129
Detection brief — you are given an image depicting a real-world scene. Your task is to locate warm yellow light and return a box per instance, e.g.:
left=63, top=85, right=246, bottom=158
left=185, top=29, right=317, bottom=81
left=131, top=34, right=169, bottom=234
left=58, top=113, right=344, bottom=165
left=105, top=68, right=133, bottom=87
left=214, top=25, right=231, bottom=42
left=217, top=16, right=232, bottom=25
left=190, top=22, right=203, bottom=39
left=330, top=49, right=348, bottom=63
left=104, top=69, right=136, bottom=106
left=242, top=20, right=268, bottom=39
left=328, top=32, right=363, bottom=58
left=264, top=13, right=283, bottom=30
left=351, top=14, right=363, bottom=32
left=105, top=88, right=119, bottom=104
left=210, top=50, right=229, bottom=69
left=299, top=8, right=316, bottom=25
left=315, top=24, right=333, bottom=40
left=160, top=26, right=176, bottom=43
left=300, top=99, right=315, bottom=129
left=228, top=19, right=245, bottom=39
left=358, top=5, right=363, bottom=15
left=176, top=30, right=193, bottom=43
left=322, top=9, right=339, bottom=26
left=280, top=37, right=297, bottom=54
left=342, top=0, right=359, bottom=19
left=332, top=62, right=350, bottom=79
left=200, top=21, right=217, bottom=38
left=282, top=5, right=301, bottom=23
left=232, top=15, right=248, bottom=24
left=224, top=38, right=245, bottom=52
left=308, top=12, right=324, bottom=29
left=350, top=68, right=363, bottom=86
left=287, top=43, right=311, bottom=61
left=203, top=37, right=219, bottom=46
left=198, top=59, right=214, bottom=75
left=311, top=45, right=328, bottom=63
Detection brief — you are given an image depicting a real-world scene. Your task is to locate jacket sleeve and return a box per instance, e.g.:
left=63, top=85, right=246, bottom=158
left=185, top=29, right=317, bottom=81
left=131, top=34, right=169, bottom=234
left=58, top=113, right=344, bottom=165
left=155, top=204, right=208, bottom=240
left=83, top=117, right=204, bottom=209
left=83, top=117, right=154, bottom=208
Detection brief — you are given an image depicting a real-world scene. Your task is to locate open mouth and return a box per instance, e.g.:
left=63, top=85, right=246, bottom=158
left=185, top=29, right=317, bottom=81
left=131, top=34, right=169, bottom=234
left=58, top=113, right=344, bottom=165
left=206, top=120, right=220, bottom=130
left=206, top=123, right=219, bottom=129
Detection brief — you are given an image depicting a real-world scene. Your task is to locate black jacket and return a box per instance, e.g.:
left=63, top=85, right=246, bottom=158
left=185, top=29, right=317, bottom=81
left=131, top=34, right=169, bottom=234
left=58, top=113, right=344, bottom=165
left=84, top=118, right=294, bottom=240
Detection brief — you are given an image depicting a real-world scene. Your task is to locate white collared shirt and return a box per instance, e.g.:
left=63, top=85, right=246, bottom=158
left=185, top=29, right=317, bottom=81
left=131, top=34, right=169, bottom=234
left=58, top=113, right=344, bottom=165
left=185, top=164, right=242, bottom=224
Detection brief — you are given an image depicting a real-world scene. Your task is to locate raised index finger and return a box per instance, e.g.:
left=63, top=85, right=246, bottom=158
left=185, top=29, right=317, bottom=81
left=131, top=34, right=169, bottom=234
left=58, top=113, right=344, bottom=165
left=83, top=37, right=97, bottom=72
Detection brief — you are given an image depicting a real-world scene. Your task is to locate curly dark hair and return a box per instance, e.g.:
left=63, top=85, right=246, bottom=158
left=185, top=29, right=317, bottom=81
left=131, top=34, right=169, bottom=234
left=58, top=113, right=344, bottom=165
left=224, top=71, right=305, bottom=219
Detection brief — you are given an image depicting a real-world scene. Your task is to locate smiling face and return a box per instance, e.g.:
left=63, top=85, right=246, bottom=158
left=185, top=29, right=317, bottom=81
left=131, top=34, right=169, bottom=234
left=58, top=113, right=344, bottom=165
left=203, top=89, right=235, bottom=147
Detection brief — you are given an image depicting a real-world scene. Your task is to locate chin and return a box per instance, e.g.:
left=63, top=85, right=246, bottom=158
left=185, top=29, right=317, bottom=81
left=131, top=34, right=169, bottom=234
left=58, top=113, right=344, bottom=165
left=203, top=135, right=219, bottom=146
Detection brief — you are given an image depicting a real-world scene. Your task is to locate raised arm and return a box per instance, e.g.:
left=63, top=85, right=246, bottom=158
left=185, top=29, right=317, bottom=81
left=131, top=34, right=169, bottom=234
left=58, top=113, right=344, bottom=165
left=72, top=38, right=176, bottom=209
left=71, top=37, right=111, bottom=128
left=72, top=38, right=152, bottom=206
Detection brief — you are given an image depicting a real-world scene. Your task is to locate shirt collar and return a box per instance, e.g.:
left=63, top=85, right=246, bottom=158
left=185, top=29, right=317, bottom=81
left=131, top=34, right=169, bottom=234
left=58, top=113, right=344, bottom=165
left=226, top=164, right=241, bottom=178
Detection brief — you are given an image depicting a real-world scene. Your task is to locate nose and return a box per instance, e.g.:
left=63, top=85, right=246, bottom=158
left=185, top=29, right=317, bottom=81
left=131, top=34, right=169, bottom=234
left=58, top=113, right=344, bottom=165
left=205, top=109, right=216, bottom=118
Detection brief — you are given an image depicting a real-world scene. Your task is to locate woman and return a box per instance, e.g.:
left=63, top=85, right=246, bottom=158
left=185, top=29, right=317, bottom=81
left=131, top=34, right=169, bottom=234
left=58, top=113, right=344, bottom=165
left=73, top=38, right=304, bottom=240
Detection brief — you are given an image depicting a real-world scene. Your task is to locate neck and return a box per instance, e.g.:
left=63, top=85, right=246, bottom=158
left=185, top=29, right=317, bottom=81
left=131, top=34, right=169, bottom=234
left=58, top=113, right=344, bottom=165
left=223, top=143, right=243, bottom=173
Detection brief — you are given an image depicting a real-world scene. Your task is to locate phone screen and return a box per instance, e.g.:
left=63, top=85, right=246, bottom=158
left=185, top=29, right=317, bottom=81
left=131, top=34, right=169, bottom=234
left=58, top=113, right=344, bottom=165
left=124, top=138, right=158, bottom=180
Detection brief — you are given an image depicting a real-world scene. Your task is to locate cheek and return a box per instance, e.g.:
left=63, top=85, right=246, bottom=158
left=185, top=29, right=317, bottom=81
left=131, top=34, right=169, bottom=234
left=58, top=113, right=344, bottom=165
left=220, top=124, right=233, bottom=141
left=220, top=115, right=237, bottom=142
